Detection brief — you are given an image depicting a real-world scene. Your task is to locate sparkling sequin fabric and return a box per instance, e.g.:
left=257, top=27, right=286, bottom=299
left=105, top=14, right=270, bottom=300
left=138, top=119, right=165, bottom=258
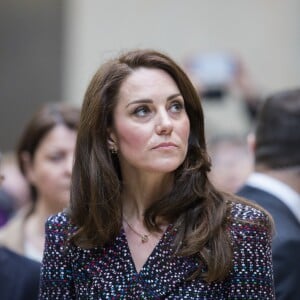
left=39, top=202, right=275, bottom=299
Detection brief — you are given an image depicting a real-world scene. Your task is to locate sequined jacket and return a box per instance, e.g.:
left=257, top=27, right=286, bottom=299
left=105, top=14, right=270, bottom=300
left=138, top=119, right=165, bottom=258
left=39, top=201, right=275, bottom=299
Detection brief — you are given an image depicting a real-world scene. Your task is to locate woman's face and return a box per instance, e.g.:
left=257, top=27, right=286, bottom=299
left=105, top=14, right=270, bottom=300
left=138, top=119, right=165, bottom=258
left=109, top=67, right=190, bottom=176
left=25, top=124, right=77, bottom=212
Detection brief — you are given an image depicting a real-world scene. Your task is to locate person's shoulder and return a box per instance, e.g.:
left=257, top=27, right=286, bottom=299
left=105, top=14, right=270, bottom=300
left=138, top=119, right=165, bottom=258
left=227, top=194, right=273, bottom=232
left=45, top=209, right=77, bottom=235
left=231, top=198, right=268, bottom=222
left=0, top=247, right=40, bottom=299
left=0, top=246, right=40, bottom=270
left=47, top=209, right=70, bottom=224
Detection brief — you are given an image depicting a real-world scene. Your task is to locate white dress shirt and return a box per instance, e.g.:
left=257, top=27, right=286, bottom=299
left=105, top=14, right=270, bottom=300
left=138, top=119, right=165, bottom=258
left=246, top=172, right=300, bottom=223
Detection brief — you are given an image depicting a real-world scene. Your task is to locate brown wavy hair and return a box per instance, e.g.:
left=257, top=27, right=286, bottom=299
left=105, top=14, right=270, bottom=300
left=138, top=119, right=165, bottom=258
left=70, top=49, right=236, bottom=282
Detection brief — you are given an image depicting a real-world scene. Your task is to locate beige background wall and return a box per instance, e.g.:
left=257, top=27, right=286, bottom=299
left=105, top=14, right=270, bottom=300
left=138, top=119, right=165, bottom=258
left=63, top=0, right=300, bottom=106
left=0, top=0, right=63, bottom=151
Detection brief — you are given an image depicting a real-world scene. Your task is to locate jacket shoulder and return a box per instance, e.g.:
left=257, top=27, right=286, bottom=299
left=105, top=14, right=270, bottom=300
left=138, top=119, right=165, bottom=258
left=45, top=211, right=77, bottom=241
left=229, top=198, right=273, bottom=233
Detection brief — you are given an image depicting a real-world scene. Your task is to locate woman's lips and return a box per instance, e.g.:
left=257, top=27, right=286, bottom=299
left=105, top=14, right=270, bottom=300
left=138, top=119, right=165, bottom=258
left=152, top=142, right=177, bottom=149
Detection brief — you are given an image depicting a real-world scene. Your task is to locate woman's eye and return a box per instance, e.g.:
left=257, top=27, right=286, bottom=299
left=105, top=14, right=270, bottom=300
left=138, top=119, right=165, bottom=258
left=170, top=101, right=184, bottom=113
left=133, top=106, right=150, bottom=117
left=48, top=153, right=64, bottom=162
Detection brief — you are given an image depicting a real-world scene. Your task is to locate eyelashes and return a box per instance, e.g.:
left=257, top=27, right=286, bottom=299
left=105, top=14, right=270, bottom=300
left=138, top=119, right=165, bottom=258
left=131, top=100, right=185, bottom=118
left=132, top=106, right=150, bottom=117
left=170, top=101, right=184, bottom=113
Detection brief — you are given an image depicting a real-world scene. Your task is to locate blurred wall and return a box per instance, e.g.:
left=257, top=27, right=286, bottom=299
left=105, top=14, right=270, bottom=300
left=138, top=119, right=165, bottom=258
left=0, top=0, right=63, bottom=151
left=1, top=0, right=299, bottom=150
left=62, top=0, right=300, bottom=106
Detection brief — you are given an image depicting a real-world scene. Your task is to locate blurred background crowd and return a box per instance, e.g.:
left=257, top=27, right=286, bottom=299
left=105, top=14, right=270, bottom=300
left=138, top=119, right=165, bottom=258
left=0, top=1, right=299, bottom=299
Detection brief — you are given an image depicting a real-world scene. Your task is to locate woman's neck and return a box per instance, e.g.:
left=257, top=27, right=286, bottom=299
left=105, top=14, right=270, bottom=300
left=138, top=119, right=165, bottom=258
left=122, top=172, right=173, bottom=220
left=25, top=201, right=52, bottom=235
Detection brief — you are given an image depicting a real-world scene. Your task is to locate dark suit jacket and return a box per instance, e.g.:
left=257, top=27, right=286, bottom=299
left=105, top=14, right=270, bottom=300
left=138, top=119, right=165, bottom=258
left=237, top=185, right=300, bottom=300
left=0, top=189, right=15, bottom=226
left=0, top=247, right=41, bottom=300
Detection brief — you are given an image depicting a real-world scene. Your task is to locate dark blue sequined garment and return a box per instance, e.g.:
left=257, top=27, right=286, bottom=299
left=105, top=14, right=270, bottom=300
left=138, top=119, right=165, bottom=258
left=39, top=202, right=275, bottom=299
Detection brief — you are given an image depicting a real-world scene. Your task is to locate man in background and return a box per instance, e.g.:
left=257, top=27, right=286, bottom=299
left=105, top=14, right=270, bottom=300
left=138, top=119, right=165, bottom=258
left=237, top=88, right=300, bottom=300
left=207, top=134, right=253, bottom=193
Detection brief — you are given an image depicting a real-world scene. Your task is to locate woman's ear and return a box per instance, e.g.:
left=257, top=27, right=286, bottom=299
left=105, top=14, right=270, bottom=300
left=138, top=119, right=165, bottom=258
left=21, top=152, right=35, bottom=183
left=107, top=129, right=118, bottom=152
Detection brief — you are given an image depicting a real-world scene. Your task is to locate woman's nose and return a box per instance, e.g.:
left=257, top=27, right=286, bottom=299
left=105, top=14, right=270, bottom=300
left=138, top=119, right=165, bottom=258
left=155, top=110, right=173, bottom=135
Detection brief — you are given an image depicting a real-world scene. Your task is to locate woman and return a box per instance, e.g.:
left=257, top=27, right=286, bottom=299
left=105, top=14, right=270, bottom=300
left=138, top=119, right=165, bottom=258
left=0, top=103, right=80, bottom=262
left=39, top=50, right=274, bottom=299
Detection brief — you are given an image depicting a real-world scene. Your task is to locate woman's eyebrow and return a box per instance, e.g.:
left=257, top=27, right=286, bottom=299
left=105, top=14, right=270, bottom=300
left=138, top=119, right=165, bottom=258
left=167, top=93, right=182, bottom=100
left=126, top=99, right=152, bottom=108
left=126, top=93, right=182, bottom=108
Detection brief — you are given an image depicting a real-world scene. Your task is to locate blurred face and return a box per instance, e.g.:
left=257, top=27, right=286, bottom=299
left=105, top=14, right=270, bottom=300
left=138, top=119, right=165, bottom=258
left=25, top=125, right=77, bottom=212
left=109, top=67, right=190, bottom=176
left=209, top=142, right=253, bottom=193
